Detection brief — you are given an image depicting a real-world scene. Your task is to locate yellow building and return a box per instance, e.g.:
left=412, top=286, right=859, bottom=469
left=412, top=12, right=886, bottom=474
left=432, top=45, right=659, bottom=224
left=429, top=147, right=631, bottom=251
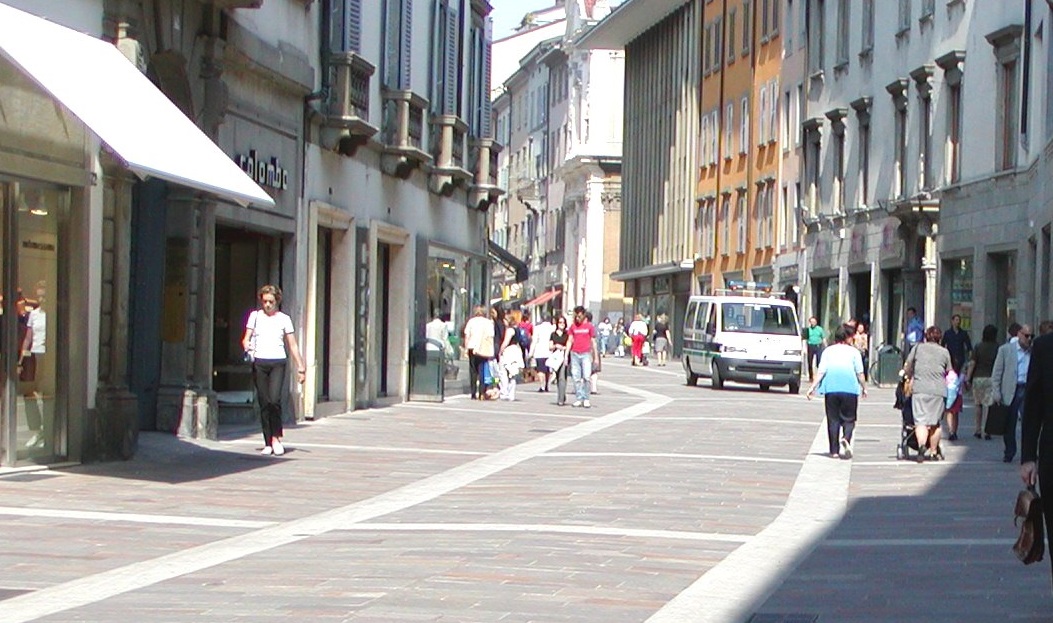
left=697, top=0, right=782, bottom=292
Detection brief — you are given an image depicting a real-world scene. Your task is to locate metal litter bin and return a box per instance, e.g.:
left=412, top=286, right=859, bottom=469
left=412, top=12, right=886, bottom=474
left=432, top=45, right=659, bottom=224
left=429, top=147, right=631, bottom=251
left=875, top=344, right=903, bottom=387
left=408, top=339, right=446, bottom=402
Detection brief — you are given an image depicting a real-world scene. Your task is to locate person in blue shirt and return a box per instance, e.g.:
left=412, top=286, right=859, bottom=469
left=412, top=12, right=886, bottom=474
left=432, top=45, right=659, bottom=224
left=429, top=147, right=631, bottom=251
left=807, top=323, right=868, bottom=459
left=904, top=307, right=924, bottom=354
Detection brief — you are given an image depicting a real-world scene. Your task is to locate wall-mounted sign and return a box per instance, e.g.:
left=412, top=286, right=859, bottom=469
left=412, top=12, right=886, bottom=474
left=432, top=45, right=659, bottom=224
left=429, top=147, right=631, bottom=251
left=235, top=150, right=289, bottom=191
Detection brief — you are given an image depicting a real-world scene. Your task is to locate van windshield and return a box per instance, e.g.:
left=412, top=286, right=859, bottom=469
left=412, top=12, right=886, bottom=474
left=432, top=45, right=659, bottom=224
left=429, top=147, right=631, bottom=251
left=721, top=302, right=798, bottom=335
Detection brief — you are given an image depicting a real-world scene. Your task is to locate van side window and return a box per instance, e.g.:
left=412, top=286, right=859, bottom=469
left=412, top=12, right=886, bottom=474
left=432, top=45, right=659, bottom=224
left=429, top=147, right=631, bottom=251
left=685, top=302, right=698, bottom=331
left=706, top=303, right=717, bottom=334
left=695, top=303, right=709, bottom=330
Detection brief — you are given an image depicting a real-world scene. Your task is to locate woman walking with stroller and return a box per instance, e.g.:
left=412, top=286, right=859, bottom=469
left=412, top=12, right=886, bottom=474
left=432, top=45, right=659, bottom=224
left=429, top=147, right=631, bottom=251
left=903, top=325, right=953, bottom=462
left=807, top=324, right=867, bottom=459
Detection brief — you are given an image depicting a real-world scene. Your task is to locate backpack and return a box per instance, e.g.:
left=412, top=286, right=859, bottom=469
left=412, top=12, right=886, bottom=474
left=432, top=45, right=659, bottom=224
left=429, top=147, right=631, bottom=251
left=516, top=326, right=531, bottom=351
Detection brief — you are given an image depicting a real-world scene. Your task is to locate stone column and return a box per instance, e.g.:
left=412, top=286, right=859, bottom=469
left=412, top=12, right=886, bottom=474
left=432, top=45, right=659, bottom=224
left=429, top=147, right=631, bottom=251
left=155, top=194, right=217, bottom=440
left=93, top=173, right=139, bottom=460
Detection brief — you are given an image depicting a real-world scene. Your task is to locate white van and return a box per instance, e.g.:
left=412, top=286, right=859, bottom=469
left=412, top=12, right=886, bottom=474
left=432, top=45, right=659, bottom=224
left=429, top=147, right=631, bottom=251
left=681, top=289, right=803, bottom=393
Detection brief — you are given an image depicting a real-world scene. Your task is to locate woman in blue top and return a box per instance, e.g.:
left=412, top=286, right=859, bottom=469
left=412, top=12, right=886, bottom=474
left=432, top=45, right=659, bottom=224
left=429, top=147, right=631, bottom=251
left=807, top=323, right=868, bottom=459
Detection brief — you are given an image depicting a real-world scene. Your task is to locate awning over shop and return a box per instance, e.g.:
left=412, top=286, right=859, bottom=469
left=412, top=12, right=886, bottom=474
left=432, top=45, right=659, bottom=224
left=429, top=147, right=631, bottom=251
left=0, top=2, right=274, bottom=208
left=524, top=288, right=561, bottom=307
left=610, top=259, right=694, bottom=283
left=487, top=240, right=529, bottom=283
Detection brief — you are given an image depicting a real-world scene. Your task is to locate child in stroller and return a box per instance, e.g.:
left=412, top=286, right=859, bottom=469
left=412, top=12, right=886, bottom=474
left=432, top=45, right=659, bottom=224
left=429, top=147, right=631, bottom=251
left=895, top=369, right=960, bottom=461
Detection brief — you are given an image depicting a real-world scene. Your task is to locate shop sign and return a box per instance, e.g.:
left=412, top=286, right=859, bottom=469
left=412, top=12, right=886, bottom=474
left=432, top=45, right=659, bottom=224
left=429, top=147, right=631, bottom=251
left=235, top=149, right=289, bottom=191
left=779, top=264, right=799, bottom=283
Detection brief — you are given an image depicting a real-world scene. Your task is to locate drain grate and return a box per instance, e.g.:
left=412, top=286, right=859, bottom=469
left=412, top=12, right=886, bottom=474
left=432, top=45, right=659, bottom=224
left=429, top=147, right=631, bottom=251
left=0, top=588, right=34, bottom=601
left=749, top=615, right=819, bottom=623
left=0, top=473, right=61, bottom=483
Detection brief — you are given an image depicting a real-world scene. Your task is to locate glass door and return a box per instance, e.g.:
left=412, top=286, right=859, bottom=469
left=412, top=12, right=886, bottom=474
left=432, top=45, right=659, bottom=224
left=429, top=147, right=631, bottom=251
left=9, top=181, right=68, bottom=464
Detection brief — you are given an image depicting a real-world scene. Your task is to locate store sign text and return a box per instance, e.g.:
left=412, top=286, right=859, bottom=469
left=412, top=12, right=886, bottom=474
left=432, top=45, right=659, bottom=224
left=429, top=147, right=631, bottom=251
left=235, top=150, right=289, bottom=191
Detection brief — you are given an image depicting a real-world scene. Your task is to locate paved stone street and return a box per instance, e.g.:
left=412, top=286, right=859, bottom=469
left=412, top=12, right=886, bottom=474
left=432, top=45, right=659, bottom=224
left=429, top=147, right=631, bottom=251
left=0, top=357, right=1048, bottom=622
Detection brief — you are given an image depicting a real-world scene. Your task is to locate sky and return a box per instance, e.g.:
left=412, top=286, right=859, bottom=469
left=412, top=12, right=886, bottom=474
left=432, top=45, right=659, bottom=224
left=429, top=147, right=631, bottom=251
left=490, top=0, right=557, bottom=39
left=489, top=0, right=625, bottom=40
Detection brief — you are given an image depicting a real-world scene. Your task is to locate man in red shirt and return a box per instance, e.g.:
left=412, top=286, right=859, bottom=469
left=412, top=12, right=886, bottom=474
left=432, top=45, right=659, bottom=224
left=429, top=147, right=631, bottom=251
left=568, top=305, right=598, bottom=408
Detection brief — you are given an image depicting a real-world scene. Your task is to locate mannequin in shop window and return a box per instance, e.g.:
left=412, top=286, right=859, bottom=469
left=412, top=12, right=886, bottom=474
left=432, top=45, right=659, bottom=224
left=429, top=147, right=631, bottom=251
left=19, top=288, right=46, bottom=449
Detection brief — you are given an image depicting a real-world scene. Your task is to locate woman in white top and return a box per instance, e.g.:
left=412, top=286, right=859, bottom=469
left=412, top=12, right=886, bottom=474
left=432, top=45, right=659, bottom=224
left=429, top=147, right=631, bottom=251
left=241, top=285, right=306, bottom=456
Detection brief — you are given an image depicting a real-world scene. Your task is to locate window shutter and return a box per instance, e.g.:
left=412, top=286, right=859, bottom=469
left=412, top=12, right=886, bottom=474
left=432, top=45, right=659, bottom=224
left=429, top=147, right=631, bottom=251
left=443, top=5, right=459, bottom=114
left=348, top=0, right=362, bottom=53
left=482, top=19, right=492, bottom=137
left=400, top=0, right=413, bottom=89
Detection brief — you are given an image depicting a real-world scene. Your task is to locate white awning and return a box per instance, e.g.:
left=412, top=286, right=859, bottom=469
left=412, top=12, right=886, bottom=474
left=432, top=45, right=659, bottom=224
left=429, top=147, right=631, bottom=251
left=0, top=2, right=275, bottom=208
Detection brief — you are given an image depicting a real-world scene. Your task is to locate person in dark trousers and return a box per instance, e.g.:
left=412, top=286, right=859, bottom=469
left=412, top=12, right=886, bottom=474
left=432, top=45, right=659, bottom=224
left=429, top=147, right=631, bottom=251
left=940, top=313, right=973, bottom=373
left=1021, top=328, right=1053, bottom=591
left=241, top=285, right=306, bottom=456
left=804, top=316, right=826, bottom=381
left=993, top=323, right=1032, bottom=463
left=807, top=324, right=867, bottom=459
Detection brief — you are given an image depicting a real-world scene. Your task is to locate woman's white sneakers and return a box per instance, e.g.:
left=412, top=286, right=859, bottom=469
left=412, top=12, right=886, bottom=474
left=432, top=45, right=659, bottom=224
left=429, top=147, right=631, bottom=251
left=839, top=438, right=853, bottom=460
left=260, top=439, right=285, bottom=456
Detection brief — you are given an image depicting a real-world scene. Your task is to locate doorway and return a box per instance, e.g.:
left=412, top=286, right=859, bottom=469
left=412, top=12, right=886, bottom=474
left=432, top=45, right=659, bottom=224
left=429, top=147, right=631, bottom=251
left=1, top=181, right=70, bottom=465
left=377, top=242, right=392, bottom=396
left=852, top=271, right=872, bottom=327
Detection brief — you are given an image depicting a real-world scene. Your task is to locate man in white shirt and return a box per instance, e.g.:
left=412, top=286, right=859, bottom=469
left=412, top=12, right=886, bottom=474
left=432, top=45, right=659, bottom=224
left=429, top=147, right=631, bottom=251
left=529, top=315, right=555, bottom=392
left=463, top=306, right=495, bottom=399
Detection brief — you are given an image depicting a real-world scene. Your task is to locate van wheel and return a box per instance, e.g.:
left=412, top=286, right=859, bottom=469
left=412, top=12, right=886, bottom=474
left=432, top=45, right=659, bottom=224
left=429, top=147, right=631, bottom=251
left=759, top=384, right=771, bottom=392
left=711, top=365, right=725, bottom=390
left=788, top=381, right=801, bottom=395
left=685, top=365, right=699, bottom=386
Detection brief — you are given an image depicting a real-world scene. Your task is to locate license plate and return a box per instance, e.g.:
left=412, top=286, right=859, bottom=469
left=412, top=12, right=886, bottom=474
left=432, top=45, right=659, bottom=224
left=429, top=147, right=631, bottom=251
left=757, top=374, right=773, bottom=380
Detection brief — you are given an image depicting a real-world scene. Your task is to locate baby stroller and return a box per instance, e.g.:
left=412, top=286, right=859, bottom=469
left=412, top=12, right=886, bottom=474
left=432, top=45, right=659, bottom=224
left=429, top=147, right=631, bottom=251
left=894, top=376, right=943, bottom=461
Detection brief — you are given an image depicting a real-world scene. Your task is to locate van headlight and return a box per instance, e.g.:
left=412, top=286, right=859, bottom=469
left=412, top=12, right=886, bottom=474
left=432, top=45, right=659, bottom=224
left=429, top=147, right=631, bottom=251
left=784, top=349, right=802, bottom=356
left=721, top=345, right=748, bottom=353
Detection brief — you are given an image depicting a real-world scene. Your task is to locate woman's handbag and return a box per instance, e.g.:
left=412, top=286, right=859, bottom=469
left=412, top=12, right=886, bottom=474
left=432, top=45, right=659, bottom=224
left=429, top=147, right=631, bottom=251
left=547, top=349, right=565, bottom=373
left=1013, top=485, right=1045, bottom=565
left=902, top=376, right=914, bottom=398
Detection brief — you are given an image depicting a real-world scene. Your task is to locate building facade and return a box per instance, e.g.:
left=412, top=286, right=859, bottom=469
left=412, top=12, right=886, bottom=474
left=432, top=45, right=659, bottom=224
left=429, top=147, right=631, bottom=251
left=0, top=0, right=503, bottom=468
left=302, top=0, right=499, bottom=409
left=0, top=0, right=276, bottom=466
left=580, top=0, right=701, bottom=342
left=936, top=0, right=1051, bottom=336
left=491, top=0, right=624, bottom=321
left=696, top=0, right=785, bottom=293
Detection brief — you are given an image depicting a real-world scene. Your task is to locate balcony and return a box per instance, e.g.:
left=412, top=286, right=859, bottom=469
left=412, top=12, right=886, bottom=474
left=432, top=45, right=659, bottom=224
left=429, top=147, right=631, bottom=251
left=380, top=89, right=431, bottom=178
left=468, top=138, right=504, bottom=210
left=428, top=115, right=472, bottom=196
left=321, top=52, right=377, bottom=156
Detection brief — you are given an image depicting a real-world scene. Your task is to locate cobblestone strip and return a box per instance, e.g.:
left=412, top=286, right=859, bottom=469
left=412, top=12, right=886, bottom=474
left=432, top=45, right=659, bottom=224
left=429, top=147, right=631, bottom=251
left=0, top=383, right=671, bottom=623
left=645, top=421, right=851, bottom=623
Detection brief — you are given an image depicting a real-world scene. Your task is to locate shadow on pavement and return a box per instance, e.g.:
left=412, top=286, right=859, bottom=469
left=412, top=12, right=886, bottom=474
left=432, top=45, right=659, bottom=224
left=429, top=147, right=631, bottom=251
left=52, top=431, right=280, bottom=485
left=751, top=402, right=1052, bottom=622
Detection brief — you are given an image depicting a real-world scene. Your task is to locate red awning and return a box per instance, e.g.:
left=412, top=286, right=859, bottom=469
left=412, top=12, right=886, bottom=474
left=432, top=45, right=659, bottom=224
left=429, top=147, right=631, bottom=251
left=524, top=289, right=562, bottom=307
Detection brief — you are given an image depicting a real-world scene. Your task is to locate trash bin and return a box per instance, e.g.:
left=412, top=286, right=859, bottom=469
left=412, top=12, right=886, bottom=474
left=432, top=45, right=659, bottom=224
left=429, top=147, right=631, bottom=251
left=875, top=344, right=903, bottom=387
left=408, top=338, right=446, bottom=402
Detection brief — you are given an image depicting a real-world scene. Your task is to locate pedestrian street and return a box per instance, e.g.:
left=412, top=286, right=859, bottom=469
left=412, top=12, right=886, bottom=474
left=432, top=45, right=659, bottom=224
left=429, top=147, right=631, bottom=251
left=0, top=357, right=1045, bottom=622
